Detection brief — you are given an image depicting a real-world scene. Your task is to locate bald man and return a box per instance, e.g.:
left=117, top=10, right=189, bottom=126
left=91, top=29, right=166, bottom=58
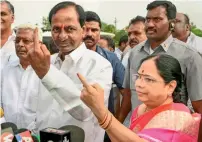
left=172, top=12, right=202, bottom=54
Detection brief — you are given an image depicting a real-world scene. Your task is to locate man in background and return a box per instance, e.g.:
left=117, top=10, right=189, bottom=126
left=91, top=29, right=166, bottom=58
left=0, top=0, right=16, bottom=69
left=172, top=12, right=202, bottom=54
left=84, top=11, right=125, bottom=142
left=98, top=35, right=115, bottom=52
left=114, top=35, right=128, bottom=60
left=121, top=16, right=147, bottom=68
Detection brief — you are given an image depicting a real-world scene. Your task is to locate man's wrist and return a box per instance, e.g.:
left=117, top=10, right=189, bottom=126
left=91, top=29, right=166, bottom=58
left=36, top=67, right=50, bottom=79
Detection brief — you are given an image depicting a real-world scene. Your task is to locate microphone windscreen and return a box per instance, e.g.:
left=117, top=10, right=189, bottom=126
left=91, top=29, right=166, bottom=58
left=1, top=127, right=14, bottom=142
left=13, top=130, right=33, bottom=142
left=59, top=125, right=85, bottom=142
left=31, top=135, right=39, bottom=142
left=1, top=122, right=18, bottom=131
left=40, top=127, right=70, bottom=142
left=14, top=128, right=30, bottom=134
left=0, top=107, right=4, bottom=117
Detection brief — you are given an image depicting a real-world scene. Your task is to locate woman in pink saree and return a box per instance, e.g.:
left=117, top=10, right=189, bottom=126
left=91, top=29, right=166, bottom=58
left=78, top=54, right=201, bottom=142
left=129, top=103, right=200, bottom=142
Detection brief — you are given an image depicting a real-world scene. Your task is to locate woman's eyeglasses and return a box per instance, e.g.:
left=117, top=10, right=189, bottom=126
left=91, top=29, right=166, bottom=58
left=132, top=74, right=164, bottom=85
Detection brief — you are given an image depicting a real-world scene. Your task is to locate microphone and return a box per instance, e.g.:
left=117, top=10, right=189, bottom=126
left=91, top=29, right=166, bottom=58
left=0, top=107, right=4, bottom=117
left=1, top=127, right=14, bottom=142
left=31, top=135, right=39, bottom=142
left=13, top=128, right=34, bottom=142
left=13, top=128, right=30, bottom=134
left=59, top=125, right=85, bottom=142
left=0, top=107, right=6, bottom=124
left=40, top=127, right=71, bottom=142
left=1, top=122, right=18, bottom=132
left=1, top=122, right=18, bottom=142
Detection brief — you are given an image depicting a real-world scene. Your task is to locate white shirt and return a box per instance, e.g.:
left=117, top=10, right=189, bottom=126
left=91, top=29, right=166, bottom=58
left=1, top=58, right=40, bottom=130
left=0, top=31, right=16, bottom=70
left=35, top=43, right=113, bottom=142
left=149, top=47, right=154, bottom=55
left=187, top=32, right=202, bottom=54
left=114, top=47, right=122, bottom=60
left=122, top=48, right=131, bottom=68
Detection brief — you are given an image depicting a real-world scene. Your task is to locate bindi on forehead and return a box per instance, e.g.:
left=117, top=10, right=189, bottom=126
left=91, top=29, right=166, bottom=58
left=61, top=24, right=64, bottom=29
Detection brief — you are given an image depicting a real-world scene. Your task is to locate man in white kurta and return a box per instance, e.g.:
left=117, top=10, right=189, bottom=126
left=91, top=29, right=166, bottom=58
left=0, top=31, right=16, bottom=70
left=35, top=42, right=112, bottom=142
left=1, top=58, right=40, bottom=129
left=1, top=24, right=43, bottom=129
left=0, top=1, right=17, bottom=70
left=0, top=1, right=17, bottom=124
left=26, top=2, right=113, bottom=142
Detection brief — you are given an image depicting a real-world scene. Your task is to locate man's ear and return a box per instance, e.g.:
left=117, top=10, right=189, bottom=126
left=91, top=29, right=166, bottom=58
left=186, top=24, right=191, bottom=31
left=11, top=14, right=14, bottom=24
left=82, top=26, right=86, bottom=39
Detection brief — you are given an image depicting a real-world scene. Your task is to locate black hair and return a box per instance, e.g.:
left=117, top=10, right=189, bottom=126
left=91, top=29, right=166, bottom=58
left=85, top=11, right=102, bottom=28
left=129, top=16, right=145, bottom=27
left=118, top=35, right=128, bottom=46
left=183, top=14, right=190, bottom=25
left=139, top=54, right=188, bottom=105
left=100, top=35, right=115, bottom=50
left=147, top=1, right=177, bottom=20
left=1, top=0, right=14, bottom=14
left=48, top=1, right=85, bottom=27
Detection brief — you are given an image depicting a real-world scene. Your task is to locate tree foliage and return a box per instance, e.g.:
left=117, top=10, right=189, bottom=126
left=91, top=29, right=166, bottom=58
left=114, top=30, right=127, bottom=45
left=42, top=16, right=51, bottom=31
left=191, top=26, right=202, bottom=37
left=103, top=24, right=116, bottom=34
left=101, top=22, right=108, bottom=31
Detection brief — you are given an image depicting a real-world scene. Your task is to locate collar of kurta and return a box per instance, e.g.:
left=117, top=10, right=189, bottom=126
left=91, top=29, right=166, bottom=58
left=141, top=35, right=174, bottom=53
left=55, top=42, right=87, bottom=64
left=8, top=58, right=33, bottom=71
left=1, top=30, right=16, bottom=49
left=8, top=30, right=16, bottom=41
left=186, top=32, right=196, bottom=44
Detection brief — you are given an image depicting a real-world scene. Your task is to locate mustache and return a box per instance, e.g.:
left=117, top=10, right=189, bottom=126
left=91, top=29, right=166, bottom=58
left=83, top=36, right=94, bottom=41
left=129, top=39, right=138, bottom=44
left=146, top=27, right=157, bottom=32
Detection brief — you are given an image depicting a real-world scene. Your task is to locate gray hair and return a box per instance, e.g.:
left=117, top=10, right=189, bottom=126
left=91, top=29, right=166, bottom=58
left=0, top=0, right=14, bottom=14
left=16, top=23, right=43, bottom=41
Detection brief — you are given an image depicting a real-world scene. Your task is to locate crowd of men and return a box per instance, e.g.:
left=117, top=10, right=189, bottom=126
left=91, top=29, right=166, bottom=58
left=1, top=0, right=202, bottom=142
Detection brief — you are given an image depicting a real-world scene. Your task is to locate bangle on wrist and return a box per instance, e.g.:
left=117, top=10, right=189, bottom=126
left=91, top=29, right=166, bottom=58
left=99, top=109, right=108, bottom=126
left=99, top=111, right=113, bottom=130
left=105, top=112, right=113, bottom=130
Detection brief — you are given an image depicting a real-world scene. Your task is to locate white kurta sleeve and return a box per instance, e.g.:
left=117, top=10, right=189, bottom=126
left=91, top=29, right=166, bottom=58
left=41, top=64, right=112, bottom=121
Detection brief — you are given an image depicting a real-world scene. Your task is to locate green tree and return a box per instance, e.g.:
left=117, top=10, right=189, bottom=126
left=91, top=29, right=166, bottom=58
left=192, top=28, right=202, bottom=37
left=190, top=22, right=202, bottom=37
left=42, top=16, right=51, bottom=31
left=101, top=22, right=108, bottom=31
left=103, top=24, right=116, bottom=34
left=114, top=30, right=127, bottom=46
